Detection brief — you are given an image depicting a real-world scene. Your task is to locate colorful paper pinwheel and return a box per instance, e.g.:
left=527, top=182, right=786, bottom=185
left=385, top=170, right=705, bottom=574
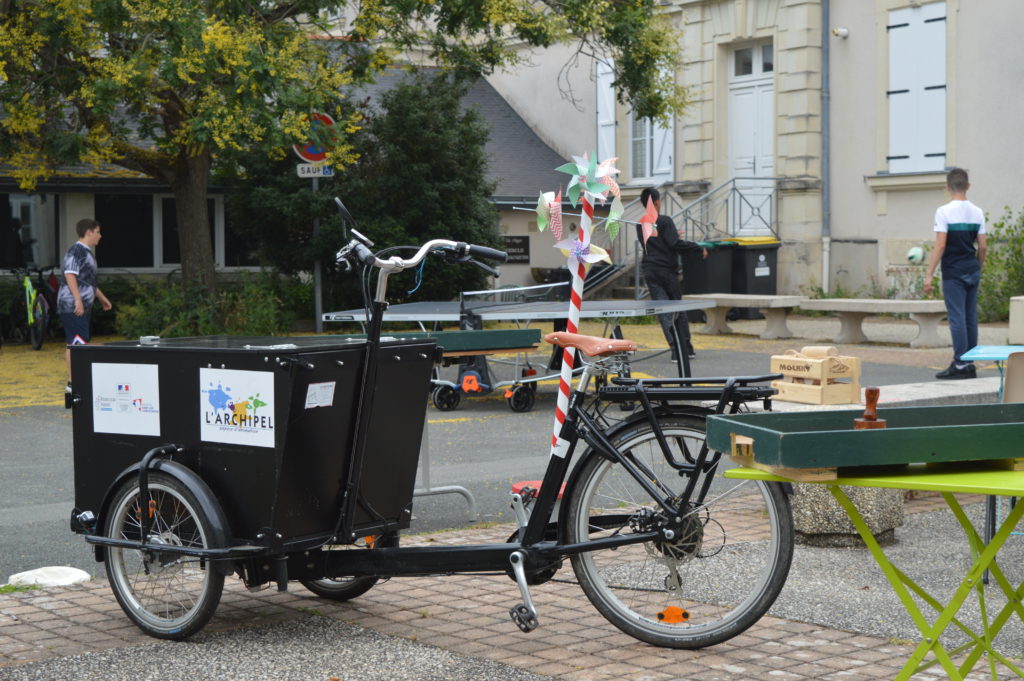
left=639, top=196, right=659, bottom=247
left=535, top=190, right=564, bottom=240
left=555, top=153, right=620, bottom=207
left=554, top=227, right=611, bottom=270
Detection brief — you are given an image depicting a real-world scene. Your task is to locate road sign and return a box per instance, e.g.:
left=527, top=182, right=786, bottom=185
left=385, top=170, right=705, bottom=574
left=292, top=112, right=335, bottom=163
left=296, top=163, right=334, bottom=178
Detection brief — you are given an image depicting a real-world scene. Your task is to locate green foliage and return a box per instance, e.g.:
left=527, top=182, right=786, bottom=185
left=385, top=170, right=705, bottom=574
left=1, top=0, right=689, bottom=290
left=223, top=72, right=501, bottom=308
left=978, top=207, right=1024, bottom=322
left=0, top=583, right=39, bottom=594
left=115, top=272, right=305, bottom=338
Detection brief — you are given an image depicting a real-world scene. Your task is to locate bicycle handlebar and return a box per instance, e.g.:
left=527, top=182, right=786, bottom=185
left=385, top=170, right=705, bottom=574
left=466, top=244, right=507, bottom=263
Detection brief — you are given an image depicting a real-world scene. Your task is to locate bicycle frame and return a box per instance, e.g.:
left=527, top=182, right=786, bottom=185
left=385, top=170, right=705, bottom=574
left=21, top=272, right=40, bottom=326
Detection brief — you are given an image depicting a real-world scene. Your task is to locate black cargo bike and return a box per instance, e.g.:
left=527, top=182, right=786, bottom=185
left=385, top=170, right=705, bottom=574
left=68, top=202, right=793, bottom=648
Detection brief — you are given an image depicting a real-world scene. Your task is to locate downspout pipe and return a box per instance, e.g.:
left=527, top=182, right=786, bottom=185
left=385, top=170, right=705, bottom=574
left=821, top=0, right=832, bottom=293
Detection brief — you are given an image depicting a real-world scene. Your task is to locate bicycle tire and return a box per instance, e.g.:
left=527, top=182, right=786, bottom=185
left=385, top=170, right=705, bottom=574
left=300, top=532, right=396, bottom=601
left=564, top=413, right=793, bottom=648
left=29, top=296, right=45, bottom=350
left=104, top=472, right=225, bottom=640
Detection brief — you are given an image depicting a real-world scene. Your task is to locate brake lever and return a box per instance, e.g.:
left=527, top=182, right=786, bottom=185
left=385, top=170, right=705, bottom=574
left=465, top=257, right=499, bottom=277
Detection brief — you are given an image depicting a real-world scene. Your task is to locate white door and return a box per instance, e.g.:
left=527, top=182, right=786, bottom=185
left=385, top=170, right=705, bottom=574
left=728, top=43, right=775, bottom=235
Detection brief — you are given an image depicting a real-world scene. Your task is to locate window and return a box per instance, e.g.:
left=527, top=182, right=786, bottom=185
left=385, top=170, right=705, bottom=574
left=94, top=194, right=154, bottom=268
left=733, top=41, right=774, bottom=80
left=631, top=117, right=651, bottom=179
left=887, top=2, right=946, bottom=173
left=630, top=115, right=673, bottom=181
left=93, top=194, right=255, bottom=270
left=159, top=197, right=215, bottom=266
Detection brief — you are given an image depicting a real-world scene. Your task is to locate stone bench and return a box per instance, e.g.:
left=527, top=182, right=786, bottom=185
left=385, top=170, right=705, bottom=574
left=681, top=294, right=808, bottom=340
left=798, top=298, right=948, bottom=348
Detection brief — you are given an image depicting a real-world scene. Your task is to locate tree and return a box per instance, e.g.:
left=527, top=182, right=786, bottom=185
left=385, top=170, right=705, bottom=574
left=223, top=72, right=500, bottom=309
left=0, top=0, right=687, bottom=294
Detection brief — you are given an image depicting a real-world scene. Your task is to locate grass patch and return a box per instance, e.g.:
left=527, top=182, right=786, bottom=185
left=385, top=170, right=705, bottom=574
left=0, top=583, right=39, bottom=594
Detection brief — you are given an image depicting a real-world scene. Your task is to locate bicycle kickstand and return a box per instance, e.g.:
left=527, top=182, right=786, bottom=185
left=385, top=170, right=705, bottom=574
left=508, top=551, right=540, bottom=633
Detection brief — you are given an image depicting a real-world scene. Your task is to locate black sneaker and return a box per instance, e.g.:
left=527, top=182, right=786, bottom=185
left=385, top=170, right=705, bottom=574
left=935, top=362, right=977, bottom=380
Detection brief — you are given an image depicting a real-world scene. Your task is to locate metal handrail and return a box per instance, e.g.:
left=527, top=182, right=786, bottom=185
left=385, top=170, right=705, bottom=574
left=672, top=177, right=781, bottom=241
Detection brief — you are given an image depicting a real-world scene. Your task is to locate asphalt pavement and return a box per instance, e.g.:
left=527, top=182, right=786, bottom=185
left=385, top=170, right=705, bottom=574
left=0, top=315, right=1019, bottom=680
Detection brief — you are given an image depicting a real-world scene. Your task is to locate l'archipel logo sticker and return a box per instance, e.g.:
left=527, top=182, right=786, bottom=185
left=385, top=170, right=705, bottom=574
left=199, top=368, right=275, bottom=448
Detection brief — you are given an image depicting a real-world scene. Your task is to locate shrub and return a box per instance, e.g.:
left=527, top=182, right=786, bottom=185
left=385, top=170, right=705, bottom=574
left=978, top=207, right=1024, bottom=322
left=115, top=272, right=306, bottom=339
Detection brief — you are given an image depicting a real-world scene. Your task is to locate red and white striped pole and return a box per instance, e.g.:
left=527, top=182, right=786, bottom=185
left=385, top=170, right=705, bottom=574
left=550, top=196, right=593, bottom=458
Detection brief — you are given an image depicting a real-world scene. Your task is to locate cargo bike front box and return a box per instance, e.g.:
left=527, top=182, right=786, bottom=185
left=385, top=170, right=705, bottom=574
left=69, top=334, right=436, bottom=570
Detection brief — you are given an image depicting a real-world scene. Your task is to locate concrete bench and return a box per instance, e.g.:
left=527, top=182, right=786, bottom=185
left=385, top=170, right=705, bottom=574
left=681, top=293, right=808, bottom=340
left=798, top=298, right=948, bottom=347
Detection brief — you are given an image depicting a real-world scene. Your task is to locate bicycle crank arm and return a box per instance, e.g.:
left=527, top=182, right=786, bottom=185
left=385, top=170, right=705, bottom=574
left=508, top=551, right=539, bottom=633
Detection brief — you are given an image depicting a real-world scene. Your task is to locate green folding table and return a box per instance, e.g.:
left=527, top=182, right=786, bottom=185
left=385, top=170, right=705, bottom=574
left=726, top=463, right=1024, bottom=680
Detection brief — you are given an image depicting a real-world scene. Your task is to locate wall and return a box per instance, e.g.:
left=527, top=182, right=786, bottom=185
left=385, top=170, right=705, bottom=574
left=828, top=0, right=1024, bottom=295
left=485, top=43, right=596, bottom=159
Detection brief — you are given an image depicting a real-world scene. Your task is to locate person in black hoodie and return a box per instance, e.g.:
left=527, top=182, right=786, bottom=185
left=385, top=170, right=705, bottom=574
left=635, top=187, right=707, bottom=360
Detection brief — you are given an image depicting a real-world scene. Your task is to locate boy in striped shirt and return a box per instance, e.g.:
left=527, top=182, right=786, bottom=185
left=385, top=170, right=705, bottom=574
left=924, top=168, right=987, bottom=379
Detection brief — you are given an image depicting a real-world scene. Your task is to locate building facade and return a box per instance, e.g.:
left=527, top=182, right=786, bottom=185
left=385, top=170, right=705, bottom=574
left=488, top=0, right=1023, bottom=297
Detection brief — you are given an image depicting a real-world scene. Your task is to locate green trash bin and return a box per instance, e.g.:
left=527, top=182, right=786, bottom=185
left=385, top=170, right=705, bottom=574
left=725, top=236, right=781, bottom=320
left=680, top=241, right=735, bottom=322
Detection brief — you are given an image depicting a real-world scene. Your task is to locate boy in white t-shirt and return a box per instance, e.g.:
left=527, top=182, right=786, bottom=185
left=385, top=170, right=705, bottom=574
left=924, top=168, right=987, bottom=379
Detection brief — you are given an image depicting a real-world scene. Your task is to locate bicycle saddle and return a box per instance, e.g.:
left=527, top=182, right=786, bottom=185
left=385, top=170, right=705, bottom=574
left=543, top=332, right=638, bottom=357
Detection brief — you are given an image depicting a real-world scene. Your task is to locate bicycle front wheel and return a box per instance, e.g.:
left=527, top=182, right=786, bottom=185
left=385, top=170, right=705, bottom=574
left=104, top=472, right=225, bottom=639
left=29, top=296, right=45, bottom=350
left=565, top=413, right=793, bottom=648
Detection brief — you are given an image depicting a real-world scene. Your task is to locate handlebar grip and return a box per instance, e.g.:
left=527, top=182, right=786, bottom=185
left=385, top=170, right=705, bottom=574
left=353, top=242, right=377, bottom=266
left=466, top=244, right=507, bottom=263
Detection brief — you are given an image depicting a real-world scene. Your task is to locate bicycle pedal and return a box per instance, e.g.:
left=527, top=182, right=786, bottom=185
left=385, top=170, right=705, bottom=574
left=509, top=604, right=539, bottom=633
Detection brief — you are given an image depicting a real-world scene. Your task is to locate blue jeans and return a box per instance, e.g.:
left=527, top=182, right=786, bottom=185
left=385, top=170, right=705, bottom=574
left=942, top=274, right=979, bottom=363
left=642, top=266, right=693, bottom=353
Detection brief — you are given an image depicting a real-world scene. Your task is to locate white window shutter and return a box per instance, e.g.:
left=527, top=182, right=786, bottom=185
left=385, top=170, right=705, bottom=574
left=887, top=2, right=946, bottom=173
left=651, top=118, right=674, bottom=180
left=596, top=61, right=617, bottom=162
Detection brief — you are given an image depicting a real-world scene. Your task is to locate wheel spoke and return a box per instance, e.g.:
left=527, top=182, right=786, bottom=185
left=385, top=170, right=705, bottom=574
left=104, top=474, right=224, bottom=639
left=566, top=414, right=793, bottom=648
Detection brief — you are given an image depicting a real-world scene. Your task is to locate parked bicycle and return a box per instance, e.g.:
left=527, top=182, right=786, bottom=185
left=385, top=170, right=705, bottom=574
left=5, top=266, right=59, bottom=350
left=67, top=199, right=793, bottom=648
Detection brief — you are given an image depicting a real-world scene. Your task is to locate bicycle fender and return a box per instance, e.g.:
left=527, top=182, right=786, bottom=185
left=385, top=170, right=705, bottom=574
left=556, top=406, right=715, bottom=538
left=94, top=459, right=235, bottom=576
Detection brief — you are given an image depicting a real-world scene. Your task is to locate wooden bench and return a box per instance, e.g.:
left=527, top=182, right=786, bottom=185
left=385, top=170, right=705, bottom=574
left=797, top=298, right=948, bottom=347
left=681, top=293, right=808, bottom=340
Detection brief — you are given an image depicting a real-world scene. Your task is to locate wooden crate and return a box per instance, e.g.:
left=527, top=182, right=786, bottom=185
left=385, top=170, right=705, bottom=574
left=769, top=346, right=861, bottom=405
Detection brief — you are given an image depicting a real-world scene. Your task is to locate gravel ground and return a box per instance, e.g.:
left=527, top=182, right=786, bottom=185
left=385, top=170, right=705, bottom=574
left=0, top=617, right=555, bottom=681
left=770, top=500, right=1024, bottom=649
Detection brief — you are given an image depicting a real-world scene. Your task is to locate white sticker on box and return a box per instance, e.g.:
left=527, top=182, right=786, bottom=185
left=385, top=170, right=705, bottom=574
left=199, top=368, right=275, bottom=448
left=305, top=381, right=336, bottom=409
left=92, top=363, right=161, bottom=436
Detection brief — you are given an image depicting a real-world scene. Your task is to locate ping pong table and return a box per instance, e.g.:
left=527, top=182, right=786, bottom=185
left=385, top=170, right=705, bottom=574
left=323, top=297, right=714, bottom=379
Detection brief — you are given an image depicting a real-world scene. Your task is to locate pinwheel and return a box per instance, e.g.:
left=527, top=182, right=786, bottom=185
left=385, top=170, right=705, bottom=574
left=547, top=153, right=620, bottom=458
left=534, top=190, right=564, bottom=240
left=639, top=196, right=659, bottom=247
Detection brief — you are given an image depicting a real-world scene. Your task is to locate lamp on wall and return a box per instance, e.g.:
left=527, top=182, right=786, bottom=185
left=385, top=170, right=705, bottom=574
left=831, top=27, right=849, bottom=39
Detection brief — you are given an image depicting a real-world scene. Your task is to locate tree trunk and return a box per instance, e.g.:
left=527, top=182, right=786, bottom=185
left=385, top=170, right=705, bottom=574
left=170, top=150, right=217, bottom=296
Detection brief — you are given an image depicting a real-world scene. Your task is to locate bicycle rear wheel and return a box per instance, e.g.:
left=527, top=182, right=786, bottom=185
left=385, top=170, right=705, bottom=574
left=29, top=296, right=45, bottom=350
left=564, top=413, right=793, bottom=648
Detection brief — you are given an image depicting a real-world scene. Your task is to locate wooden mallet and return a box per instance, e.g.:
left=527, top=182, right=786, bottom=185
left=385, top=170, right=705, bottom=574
left=854, top=386, right=886, bottom=429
